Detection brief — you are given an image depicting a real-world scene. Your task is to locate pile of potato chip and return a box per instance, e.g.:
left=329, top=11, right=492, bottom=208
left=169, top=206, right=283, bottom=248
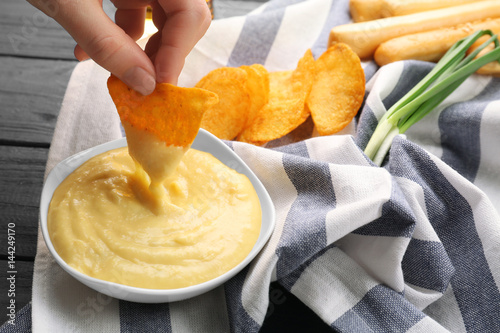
left=195, top=43, right=366, bottom=145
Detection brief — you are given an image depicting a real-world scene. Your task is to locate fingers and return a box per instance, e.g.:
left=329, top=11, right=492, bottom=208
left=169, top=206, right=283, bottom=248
left=44, top=0, right=156, bottom=95
left=153, top=0, right=212, bottom=84
left=74, top=44, right=90, bottom=61
left=28, top=0, right=210, bottom=90
left=115, top=8, right=147, bottom=42
left=144, top=30, right=161, bottom=60
left=109, top=0, right=150, bottom=41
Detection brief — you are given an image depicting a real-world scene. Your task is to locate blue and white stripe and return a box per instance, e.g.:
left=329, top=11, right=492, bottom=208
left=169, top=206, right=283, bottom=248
left=18, top=0, right=500, bottom=332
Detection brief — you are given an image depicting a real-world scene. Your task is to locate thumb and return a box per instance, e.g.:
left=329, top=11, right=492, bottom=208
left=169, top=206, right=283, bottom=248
left=54, top=1, right=156, bottom=95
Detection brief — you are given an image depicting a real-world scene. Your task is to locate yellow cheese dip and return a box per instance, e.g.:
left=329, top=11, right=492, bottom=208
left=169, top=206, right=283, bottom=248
left=47, top=147, right=262, bottom=289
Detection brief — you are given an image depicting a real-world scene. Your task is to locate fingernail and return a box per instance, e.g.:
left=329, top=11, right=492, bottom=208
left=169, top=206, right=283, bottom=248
left=157, top=71, right=178, bottom=86
left=122, top=67, right=156, bottom=95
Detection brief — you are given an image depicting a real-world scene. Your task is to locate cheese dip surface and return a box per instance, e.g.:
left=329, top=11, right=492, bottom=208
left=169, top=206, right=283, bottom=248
left=47, top=146, right=262, bottom=289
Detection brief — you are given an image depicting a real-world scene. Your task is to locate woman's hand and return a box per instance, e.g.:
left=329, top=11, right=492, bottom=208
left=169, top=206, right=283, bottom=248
left=28, top=0, right=212, bottom=95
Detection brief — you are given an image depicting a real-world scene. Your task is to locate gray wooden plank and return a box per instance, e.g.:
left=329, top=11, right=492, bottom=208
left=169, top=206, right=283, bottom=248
left=0, top=146, right=48, bottom=259
left=0, top=57, right=76, bottom=146
left=0, top=0, right=269, bottom=328
left=0, top=0, right=116, bottom=59
left=0, top=0, right=76, bottom=59
left=0, top=204, right=39, bottom=260
left=0, top=260, right=34, bottom=325
left=0, top=0, right=262, bottom=59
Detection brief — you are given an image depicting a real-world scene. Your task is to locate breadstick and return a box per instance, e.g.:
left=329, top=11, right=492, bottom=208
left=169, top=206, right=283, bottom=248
left=349, top=0, right=384, bottom=23
left=350, top=0, right=482, bottom=23
left=470, top=37, right=500, bottom=76
left=477, top=62, right=500, bottom=76
left=374, top=18, right=500, bottom=66
left=330, top=0, right=500, bottom=59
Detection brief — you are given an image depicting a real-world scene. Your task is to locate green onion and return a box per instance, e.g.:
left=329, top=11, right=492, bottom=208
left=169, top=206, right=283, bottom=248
left=364, top=30, right=500, bottom=166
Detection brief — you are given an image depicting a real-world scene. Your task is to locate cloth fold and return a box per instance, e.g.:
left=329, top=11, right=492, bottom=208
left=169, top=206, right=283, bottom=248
left=4, top=0, right=499, bottom=332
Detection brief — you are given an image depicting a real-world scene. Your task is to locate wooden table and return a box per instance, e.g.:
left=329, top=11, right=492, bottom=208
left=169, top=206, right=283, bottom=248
left=0, top=0, right=334, bottom=331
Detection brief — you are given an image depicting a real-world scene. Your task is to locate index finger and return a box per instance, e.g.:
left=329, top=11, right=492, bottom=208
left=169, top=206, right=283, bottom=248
left=60, top=1, right=156, bottom=95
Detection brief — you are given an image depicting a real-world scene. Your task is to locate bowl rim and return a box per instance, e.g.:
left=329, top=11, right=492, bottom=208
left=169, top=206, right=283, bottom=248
left=39, top=129, right=276, bottom=302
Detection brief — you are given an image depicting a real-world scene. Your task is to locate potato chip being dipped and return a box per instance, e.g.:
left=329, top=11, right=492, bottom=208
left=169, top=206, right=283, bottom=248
left=195, top=67, right=251, bottom=140
left=307, top=43, right=365, bottom=136
left=107, top=75, right=218, bottom=185
left=238, top=49, right=315, bottom=144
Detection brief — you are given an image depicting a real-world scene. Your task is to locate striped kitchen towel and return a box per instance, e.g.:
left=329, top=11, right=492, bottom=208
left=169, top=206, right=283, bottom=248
left=3, top=0, right=499, bottom=332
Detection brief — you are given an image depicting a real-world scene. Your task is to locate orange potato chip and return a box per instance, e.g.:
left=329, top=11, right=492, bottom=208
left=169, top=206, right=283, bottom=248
left=195, top=67, right=251, bottom=140
left=240, top=64, right=270, bottom=130
left=307, top=43, right=365, bottom=136
left=107, top=75, right=218, bottom=147
left=238, top=49, right=315, bottom=144
left=265, top=114, right=315, bottom=148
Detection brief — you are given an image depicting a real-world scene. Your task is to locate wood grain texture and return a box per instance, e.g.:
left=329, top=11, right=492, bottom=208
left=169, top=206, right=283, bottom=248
left=0, top=57, right=76, bottom=146
left=0, top=146, right=48, bottom=258
left=0, top=1, right=323, bottom=330
left=0, top=260, right=34, bottom=324
left=0, top=0, right=116, bottom=59
left=0, top=0, right=265, bottom=58
left=0, top=0, right=75, bottom=59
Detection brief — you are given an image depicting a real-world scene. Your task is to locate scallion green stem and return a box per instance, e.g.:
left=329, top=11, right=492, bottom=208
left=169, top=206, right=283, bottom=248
left=364, top=30, right=500, bottom=166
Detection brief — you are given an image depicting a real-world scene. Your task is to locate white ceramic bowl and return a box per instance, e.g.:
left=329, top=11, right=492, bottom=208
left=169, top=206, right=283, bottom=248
left=40, top=129, right=275, bottom=303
